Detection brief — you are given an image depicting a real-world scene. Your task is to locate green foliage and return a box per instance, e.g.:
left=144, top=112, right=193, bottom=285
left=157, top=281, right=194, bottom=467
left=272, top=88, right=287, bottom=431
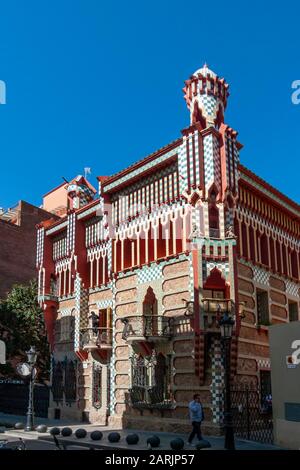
left=0, top=280, right=50, bottom=382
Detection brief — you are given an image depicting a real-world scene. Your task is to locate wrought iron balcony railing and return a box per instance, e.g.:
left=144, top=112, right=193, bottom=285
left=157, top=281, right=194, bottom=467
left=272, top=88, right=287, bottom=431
left=201, top=298, right=233, bottom=331
left=122, top=315, right=173, bottom=342
left=80, top=327, right=113, bottom=351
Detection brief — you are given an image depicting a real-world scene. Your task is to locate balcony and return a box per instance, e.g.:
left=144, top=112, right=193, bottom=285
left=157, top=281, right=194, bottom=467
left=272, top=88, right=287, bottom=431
left=122, top=315, right=173, bottom=343
left=201, top=298, right=233, bottom=332
left=79, top=327, right=112, bottom=351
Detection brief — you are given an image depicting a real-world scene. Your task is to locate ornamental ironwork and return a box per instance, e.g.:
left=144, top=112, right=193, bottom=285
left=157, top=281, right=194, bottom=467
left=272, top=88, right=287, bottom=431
left=92, top=362, right=102, bottom=409
left=64, top=360, right=77, bottom=403
left=51, top=360, right=64, bottom=403
left=230, top=384, right=273, bottom=444
left=122, top=316, right=172, bottom=340
left=129, top=351, right=173, bottom=409
left=80, top=327, right=112, bottom=350
left=52, top=359, right=77, bottom=405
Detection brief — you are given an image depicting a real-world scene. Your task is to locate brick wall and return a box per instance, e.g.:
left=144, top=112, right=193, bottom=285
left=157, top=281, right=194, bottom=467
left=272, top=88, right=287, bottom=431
left=0, top=200, right=56, bottom=298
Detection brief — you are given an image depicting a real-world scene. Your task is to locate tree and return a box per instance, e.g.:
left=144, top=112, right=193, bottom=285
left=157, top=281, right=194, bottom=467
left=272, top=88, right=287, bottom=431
left=0, top=280, right=50, bottom=382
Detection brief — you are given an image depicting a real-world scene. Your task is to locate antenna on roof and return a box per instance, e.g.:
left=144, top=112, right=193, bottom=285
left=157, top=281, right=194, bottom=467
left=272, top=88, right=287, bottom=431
left=62, top=177, right=69, bottom=184
left=84, top=167, right=91, bottom=179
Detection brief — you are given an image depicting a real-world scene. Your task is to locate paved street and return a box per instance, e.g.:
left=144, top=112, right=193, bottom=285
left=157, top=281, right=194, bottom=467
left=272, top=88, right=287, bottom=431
left=0, top=412, right=282, bottom=451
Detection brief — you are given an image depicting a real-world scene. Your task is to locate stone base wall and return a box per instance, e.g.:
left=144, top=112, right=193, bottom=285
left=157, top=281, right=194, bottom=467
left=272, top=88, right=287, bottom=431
left=123, top=415, right=223, bottom=435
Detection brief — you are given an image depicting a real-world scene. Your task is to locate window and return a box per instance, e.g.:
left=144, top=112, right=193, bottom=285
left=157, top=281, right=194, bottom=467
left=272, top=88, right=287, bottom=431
left=99, top=308, right=112, bottom=344
left=208, top=205, right=220, bottom=238
left=60, top=315, right=74, bottom=342
left=256, top=289, right=270, bottom=325
left=92, top=363, right=102, bottom=409
left=288, top=301, right=298, bottom=322
left=129, top=352, right=172, bottom=407
left=52, top=361, right=64, bottom=403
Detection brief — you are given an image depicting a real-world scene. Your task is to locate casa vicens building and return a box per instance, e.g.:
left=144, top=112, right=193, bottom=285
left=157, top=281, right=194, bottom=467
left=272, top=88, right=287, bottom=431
left=36, top=64, right=300, bottom=434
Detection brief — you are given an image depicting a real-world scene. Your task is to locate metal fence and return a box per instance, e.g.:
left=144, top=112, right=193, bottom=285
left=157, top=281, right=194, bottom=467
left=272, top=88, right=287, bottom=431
left=0, top=382, right=49, bottom=418
left=231, top=385, right=273, bottom=444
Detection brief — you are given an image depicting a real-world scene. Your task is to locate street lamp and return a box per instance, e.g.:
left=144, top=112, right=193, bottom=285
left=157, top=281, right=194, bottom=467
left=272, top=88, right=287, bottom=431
left=25, top=346, right=37, bottom=432
left=219, top=312, right=235, bottom=450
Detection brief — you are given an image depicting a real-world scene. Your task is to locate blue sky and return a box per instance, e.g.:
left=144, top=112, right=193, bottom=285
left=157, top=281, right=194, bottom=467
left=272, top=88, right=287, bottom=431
left=0, top=0, right=299, bottom=208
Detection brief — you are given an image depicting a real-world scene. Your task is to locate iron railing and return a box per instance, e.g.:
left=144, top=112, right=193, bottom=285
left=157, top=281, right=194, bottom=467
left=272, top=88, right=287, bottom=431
left=122, top=315, right=173, bottom=340
left=80, top=327, right=113, bottom=350
left=230, top=385, right=273, bottom=444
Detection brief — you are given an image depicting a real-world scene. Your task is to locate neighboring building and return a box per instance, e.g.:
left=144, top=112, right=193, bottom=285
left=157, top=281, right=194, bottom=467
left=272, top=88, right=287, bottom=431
left=37, top=65, right=300, bottom=433
left=42, top=175, right=97, bottom=218
left=0, top=200, right=58, bottom=298
left=269, top=321, right=300, bottom=449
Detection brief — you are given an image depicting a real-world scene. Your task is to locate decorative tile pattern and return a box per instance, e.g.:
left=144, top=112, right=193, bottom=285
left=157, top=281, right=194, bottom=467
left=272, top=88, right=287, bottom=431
left=241, top=172, right=300, bottom=218
left=253, top=266, right=270, bottom=286
left=178, top=138, right=188, bottom=194
left=210, top=338, right=224, bottom=424
left=104, top=145, right=180, bottom=192
left=74, top=274, right=89, bottom=352
left=137, top=264, right=162, bottom=284
left=203, top=134, right=214, bottom=190
left=257, top=358, right=271, bottom=369
left=110, top=278, right=116, bottom=416
left=203, top=261, right=230, bottom=282
left=46, top=220, right=68, bottom=236
left=213, top=134, right=221, bottom=190
left=286, top=279, right=299, bottom=297
left=199, top=94, right=218, bottom=118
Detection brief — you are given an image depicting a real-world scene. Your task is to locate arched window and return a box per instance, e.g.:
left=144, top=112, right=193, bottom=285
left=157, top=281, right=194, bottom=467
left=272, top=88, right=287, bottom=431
left=143, top=287, right=158, bottom=336
left=208, top=202, right=219, bottom=238
left=143, top=287, right=158, bottom=316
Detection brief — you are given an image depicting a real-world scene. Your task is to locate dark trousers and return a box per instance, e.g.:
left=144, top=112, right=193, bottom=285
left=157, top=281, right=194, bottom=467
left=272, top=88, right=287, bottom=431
left=188, top=421, right=202, bottom=443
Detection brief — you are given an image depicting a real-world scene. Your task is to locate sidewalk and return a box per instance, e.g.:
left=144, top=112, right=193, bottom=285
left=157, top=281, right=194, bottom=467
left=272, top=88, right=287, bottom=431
left=0, top=412, right=282, bottom=451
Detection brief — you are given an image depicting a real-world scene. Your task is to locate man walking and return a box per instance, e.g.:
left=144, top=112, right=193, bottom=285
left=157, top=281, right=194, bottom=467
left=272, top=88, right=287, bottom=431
left=188, top=394, right=204, bottom=445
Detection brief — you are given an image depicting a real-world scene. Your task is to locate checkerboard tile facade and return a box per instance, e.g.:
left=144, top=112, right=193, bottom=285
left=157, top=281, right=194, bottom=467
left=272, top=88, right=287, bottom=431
left=137, top=264, right=162, bottom=284
left=74, top=274, right=89, bottom=351
left=286, top=280, right=299, bottom=297
left=257, top=359, right=271, bottom=369
left=210, top=338, right=225, bottom=424
left=104, top=145, right=179, bottom=192
left=199, top=94, right=218, bottom=118
left=253, top=266, right=270, bottom=286
left=203, top=261, right=230, bottom=283
left=203, top=134, right=214, bottom=190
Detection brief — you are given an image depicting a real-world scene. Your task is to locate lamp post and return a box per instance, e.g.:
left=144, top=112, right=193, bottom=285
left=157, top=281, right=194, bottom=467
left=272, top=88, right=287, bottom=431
left=219, top=312, right=235, bottom=450
left=25, top=346, right=37, bottom=432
